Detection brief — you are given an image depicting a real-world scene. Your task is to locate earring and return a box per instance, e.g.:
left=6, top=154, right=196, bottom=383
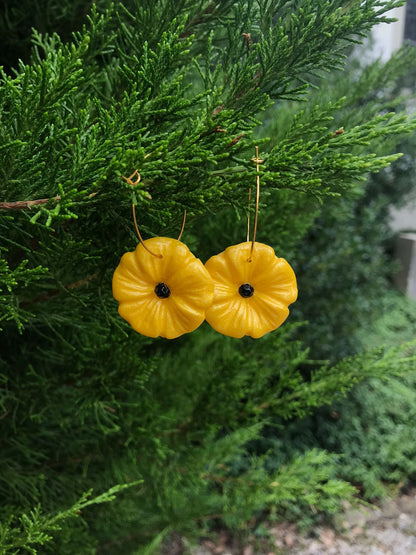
left=112, top=171, right=214, bottom=339
left=204, top=149, right=297, bottom=339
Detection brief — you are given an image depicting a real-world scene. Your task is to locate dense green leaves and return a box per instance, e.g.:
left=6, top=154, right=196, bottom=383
left=1, top=0, right=416, bottom=552
left=0, top=483, right=141, bottom=554
left=0, top=1, right=414, bottom=334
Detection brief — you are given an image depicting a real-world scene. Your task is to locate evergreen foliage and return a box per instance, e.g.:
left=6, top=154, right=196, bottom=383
left=266, top=293, right=416, bottom=503
left=313, top=368, right=416, bottom=499
left=1, top=0, right=416, bottom=552
left=286, top=50, right=416, bottom=359
left=0, top=483, right=140, bottom=555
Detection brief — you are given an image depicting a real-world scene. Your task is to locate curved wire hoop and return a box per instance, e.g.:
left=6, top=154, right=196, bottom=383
left=122, top=170, right=186, bottom=259
left=247, top=147, right=264, bottom=261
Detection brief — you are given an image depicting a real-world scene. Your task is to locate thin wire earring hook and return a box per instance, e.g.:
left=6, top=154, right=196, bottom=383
left=247, top=147, right=264, bottom=260
left=131, top=203, right=162, bottom=258
left=122, top=170, right=186, bottom=258
left=177, top=209, right=187, bottom=242
left=246, top=186, right=252, bottom=243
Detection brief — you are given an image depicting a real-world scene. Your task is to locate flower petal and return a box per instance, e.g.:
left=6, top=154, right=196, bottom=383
left=249, top=293, right=290, bottom=336
left=169, top=257, right=214, bottom=309
left=205, top=296, right=248, bottom=338
left=118, top=295, right=168, bottom=338
left=168, top=296, right=207, bottom=336
left=112, top=254, right=154, bottom=302
left=253, top=257, right=298, bottom=305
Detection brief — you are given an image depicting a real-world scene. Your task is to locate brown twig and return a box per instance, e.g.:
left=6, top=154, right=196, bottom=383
left=0, top=192, right=97, bottom=210
left=212, top=104, right=224, bottom=116
left=227, top=133, right=244, bottom=148
left=0, top=196, right=61, bottom=210
left=242, top=32, right=251, bottom=52
left=199, top=125, right=226, bottom=139
left=253, top=69, right=262, bottom=87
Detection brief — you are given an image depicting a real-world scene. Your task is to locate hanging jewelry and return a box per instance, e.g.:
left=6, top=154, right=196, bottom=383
left=112, top=171, right=214, bottom=339
left=204, top=149, right=298, bottom=338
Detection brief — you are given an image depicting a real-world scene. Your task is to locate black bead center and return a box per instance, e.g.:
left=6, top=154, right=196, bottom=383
left=239, top=283, right=254, bottom=298
left=155, top=282, right=171, bottom=298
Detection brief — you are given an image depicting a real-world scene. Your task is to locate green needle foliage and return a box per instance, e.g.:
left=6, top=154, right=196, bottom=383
left=0, top=483, right=141, bottom=555
left=1, top=0, right=416, bottom=552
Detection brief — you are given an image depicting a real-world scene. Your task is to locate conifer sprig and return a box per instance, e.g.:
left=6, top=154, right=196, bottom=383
left=0, top=483, right=141, bottom=554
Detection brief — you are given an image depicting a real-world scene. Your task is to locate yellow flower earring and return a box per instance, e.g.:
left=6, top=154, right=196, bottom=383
left=112, top=171, right=214, bottom=339
left=204, top=149, right=298, bottom=338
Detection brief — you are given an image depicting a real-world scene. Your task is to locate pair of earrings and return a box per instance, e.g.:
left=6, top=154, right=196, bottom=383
left=112, top=150, right=298, bottom=339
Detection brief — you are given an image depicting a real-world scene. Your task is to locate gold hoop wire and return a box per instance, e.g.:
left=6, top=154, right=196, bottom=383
left=122, top=170, right=187, bottom=259
left=247, top=147, right=264, bottom=260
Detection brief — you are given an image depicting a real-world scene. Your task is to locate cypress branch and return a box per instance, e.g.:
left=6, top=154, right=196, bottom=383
left=1, top=1, right=415, bottom=551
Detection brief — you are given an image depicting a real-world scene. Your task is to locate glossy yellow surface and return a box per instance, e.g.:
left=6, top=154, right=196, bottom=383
left=205, top=241, right=297, bottom=338
left=112, top=237, right=214, bottom=339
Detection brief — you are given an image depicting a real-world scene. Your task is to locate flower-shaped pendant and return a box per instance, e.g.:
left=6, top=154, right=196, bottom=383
left=113, top=237, right=214, bottom=339
left=205, top=241, right=297, bottom=338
